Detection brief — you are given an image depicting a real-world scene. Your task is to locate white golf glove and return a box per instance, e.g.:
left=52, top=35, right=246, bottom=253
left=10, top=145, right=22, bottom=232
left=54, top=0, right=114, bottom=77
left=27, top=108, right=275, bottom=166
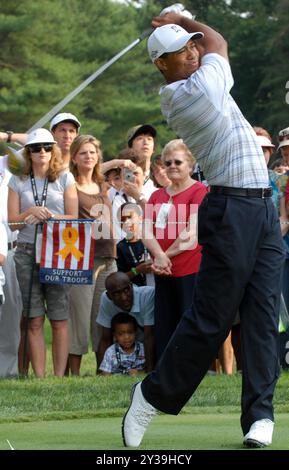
left=159, top=3, right=195, bottom=20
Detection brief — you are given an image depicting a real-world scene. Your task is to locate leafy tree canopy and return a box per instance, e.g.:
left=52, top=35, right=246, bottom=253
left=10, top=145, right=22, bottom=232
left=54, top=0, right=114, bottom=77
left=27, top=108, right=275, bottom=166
left=0, top=0, right=288, bottom=156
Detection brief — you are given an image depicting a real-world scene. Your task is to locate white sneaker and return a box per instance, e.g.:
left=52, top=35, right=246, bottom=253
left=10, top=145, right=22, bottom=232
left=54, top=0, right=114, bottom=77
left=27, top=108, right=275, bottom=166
left=122, top=382, right=158, bottom=447
left=243, top=419, right=274, bottom=448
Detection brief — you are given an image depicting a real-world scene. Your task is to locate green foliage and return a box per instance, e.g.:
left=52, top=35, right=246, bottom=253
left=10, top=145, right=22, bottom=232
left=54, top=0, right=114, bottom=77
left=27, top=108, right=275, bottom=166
left=0, top=0, right=288, bottom=154
left=203, top=0, right=288, bottom=141
left=0, top=371, right=288, bottom=424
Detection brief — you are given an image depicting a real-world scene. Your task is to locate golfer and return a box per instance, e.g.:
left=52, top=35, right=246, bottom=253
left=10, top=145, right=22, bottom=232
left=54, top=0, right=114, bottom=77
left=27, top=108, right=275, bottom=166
left=122, top=7, right=284, bottom=449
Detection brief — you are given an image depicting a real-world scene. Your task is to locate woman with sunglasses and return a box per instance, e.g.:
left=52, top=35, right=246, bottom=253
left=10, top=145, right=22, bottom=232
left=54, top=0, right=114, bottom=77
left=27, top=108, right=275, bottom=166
left=144, top=139, right=207, bottom=360
left=8, top=128, right=78, bottom=378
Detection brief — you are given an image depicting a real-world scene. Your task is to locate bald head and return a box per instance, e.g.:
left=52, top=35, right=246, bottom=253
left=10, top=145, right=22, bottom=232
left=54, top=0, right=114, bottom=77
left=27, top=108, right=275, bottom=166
left=105, top=272, right=133, bottom=311
left=105, top=272, right=130, bottom=292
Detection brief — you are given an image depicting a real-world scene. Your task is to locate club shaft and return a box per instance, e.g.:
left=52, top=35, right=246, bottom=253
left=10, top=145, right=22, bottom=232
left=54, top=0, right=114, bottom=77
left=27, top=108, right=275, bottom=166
left=27, top=29, right=152, bottom=132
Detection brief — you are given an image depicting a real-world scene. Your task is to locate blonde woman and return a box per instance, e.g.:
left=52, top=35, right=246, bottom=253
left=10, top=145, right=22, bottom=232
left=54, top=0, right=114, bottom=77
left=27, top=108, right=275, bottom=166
left=68, top=135, right=117, bottom=375
left=8, top=128, right=78, bottom=378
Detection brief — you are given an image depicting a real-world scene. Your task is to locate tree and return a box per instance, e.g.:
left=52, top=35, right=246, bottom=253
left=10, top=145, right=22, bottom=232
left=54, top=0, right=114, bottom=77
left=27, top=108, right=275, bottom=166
left=0, top=0, right=288, bottom=156
left=0, top=0, right=83, bottom=130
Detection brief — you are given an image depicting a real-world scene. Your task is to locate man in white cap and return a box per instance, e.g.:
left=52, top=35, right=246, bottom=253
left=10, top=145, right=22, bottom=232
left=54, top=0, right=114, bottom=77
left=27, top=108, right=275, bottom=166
left=49, top=112, right=81, bottom=168
left=122, top=4, right=284, bottom=449
left=0, top=112, right=81, bottom=169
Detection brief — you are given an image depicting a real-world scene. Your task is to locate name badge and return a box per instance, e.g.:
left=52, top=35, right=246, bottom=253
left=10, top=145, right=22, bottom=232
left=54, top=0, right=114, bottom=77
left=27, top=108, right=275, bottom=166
left=155, top=203, right=172, bottom=229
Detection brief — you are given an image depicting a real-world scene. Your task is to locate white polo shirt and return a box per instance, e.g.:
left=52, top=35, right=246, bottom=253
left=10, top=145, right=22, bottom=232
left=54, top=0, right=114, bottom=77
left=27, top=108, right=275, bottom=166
left=159, top=53, right=269, bottom=188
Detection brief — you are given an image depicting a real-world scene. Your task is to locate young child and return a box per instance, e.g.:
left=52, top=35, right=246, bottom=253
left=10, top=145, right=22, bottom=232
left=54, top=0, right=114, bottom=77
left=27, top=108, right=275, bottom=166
left=117, top=202, right=154, bottom=286
left=105, top=168, right=123, bottom=202
left=99, top=312, right=145, bottom=376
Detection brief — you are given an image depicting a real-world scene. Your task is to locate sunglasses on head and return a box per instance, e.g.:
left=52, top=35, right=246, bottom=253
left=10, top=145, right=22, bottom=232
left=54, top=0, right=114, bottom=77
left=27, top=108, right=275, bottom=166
left=28, top=143, right=53, bottom=153
left=164, top=159, right=184, bottom=167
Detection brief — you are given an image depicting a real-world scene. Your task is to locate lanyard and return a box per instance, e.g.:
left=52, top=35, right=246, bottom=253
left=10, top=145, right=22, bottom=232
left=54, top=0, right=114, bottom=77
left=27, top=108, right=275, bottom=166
left=127, top=242, right=148, bottom=283
left=127, top=243, right=139, bottom=264
left=30, top=172, right=48, bottom=207
left=143, top=174, right=150, bottom=185
left=127, top=241, right=149, bottom=262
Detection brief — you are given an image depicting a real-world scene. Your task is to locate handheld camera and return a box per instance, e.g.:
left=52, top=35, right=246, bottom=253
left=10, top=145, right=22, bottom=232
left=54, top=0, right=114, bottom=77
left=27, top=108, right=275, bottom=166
left=123, top=168, right=135, bottom=183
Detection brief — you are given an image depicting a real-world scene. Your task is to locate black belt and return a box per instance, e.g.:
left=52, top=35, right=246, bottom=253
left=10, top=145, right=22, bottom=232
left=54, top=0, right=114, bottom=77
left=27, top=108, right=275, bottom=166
left=210, top=186, right=272, bottom=198
left=8, top=240, right=17, bottom=250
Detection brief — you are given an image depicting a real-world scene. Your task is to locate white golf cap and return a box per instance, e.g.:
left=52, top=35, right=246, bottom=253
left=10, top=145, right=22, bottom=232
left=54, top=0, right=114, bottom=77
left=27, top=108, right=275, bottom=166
left=278, top=127, right=289, bottom=150
left=25, top=128, right=56, bottom=146
left=256, top=135, right=275, bottom=148
left=147, top=24, right=204, bottom=62
left=49, top=112, right=81, bottom=131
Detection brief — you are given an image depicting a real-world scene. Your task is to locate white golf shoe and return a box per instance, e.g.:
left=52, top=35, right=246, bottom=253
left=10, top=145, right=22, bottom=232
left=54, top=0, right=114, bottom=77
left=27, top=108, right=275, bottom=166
left=243, top=418, right=274, bottom=448
left=122, top=382, right=158, bottom=447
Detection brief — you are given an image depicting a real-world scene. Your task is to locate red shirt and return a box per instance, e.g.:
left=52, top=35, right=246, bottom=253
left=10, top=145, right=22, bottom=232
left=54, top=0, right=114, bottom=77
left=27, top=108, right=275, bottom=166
left=147, top=182, right=207, bottom=277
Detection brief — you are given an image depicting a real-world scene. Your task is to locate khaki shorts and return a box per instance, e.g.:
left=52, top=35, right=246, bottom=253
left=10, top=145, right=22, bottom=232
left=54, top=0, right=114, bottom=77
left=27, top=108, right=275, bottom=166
left=14, top=243, right=69, bottom=320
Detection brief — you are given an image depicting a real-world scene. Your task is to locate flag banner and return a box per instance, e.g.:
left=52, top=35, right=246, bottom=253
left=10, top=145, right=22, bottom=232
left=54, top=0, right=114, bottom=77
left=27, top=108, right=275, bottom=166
left=39, top=220, right=95, bottom=285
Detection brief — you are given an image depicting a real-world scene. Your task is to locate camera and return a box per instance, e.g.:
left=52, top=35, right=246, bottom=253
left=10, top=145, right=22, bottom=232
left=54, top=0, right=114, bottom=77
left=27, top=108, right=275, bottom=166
left=123, top=168, right=135, bottom=183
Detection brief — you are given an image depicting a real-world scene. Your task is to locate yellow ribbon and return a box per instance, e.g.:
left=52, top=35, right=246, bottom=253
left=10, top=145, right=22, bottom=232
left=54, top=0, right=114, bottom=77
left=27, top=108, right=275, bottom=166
left=56, top=227, right=84, bottom=261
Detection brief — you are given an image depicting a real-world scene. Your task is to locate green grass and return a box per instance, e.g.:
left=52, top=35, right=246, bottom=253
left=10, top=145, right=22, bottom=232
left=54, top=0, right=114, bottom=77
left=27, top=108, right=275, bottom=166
left=1, top=372, right=289, bottom=423
left=0, top=414, right=289, bottom=450
left=0, top=323, right=288, bottom=450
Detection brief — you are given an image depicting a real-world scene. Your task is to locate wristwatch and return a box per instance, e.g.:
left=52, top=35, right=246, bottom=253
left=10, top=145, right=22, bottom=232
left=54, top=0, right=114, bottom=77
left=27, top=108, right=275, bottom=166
left=6, top=131, right=13, bottom=143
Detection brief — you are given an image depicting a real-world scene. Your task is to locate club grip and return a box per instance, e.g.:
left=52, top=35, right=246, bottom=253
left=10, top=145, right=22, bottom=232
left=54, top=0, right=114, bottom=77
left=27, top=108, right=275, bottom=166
left=139, top=28, right=154, bottom=41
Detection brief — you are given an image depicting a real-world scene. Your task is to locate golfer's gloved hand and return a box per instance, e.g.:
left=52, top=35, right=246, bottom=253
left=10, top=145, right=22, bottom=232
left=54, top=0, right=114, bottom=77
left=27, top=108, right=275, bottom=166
left=159, top=3, right=195, bottom=20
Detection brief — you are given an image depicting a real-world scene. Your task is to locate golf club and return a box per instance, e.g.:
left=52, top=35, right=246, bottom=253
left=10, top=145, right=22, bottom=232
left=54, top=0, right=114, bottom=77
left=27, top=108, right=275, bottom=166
left=27, top=28, right=153, bottom=132
left=7, top=28, right=152, bottom=173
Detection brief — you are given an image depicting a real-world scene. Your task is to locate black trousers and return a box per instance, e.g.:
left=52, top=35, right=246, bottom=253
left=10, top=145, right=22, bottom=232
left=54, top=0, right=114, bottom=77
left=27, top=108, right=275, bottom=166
left=142, top=193, right=284, bottom=435
left=154, top=273, right=196, bottom=360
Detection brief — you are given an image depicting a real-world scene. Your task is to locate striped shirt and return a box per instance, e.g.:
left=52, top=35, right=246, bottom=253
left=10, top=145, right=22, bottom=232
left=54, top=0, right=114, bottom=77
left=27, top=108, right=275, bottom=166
left=159, top=53, right=269, bottom=188
left=99, top=341, right=145, bottom=374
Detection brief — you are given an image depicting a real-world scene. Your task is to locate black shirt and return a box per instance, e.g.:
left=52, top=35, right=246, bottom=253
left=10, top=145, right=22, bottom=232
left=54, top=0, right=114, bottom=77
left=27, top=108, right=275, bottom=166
left=117, top=239, right=147, bottom=286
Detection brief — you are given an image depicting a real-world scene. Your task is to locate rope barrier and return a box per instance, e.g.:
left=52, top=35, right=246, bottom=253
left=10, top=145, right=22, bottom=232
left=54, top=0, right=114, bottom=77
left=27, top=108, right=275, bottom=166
left=5, top=219, right=189, bottom=226
left=5, top=220, right=289, bottom=227
left=5, top=219, right=97, bottom=226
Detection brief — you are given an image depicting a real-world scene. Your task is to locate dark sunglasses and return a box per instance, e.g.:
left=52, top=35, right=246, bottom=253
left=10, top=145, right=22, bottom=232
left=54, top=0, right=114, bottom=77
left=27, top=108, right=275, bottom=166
left=29, top=144, right=53, bottom=153
left=164, top=159, right=184, bottom=167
